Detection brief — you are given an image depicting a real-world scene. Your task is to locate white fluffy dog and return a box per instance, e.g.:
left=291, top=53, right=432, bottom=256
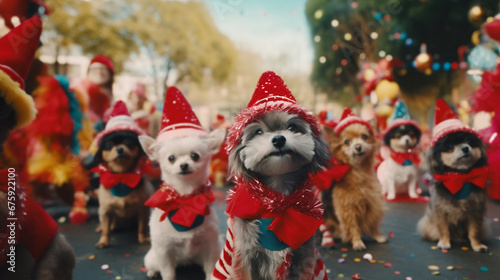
left=138, top=86, right=226, bottom=280
left=140, top=129, right=225, bottom=279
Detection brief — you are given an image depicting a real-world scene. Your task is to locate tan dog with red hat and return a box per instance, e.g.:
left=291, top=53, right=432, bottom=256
left=139, top=87, right=225, bottom=280
left=0, top=17, right=75, bottom=280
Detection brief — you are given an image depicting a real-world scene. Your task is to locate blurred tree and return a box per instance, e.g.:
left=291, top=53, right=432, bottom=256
left=306, top=0, right=498, bottom=106
left=44, top=0, right=137, bottom=73
left=124, top=0, right=236, bottom=94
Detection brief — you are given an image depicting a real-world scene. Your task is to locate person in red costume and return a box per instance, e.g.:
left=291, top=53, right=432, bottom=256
left=0, top=0, right=50, bottom=30
left=73, top=55, right=114, bottom=126
left=0, top=16, right=75, bottom=280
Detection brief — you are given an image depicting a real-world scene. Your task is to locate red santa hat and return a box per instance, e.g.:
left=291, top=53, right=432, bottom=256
left=93, top=101, right=146, bottom=146
left=226, top=71, right=321, bottom=152
left=90, top=54, right=114, bottom=73
left=484, top=18, right=500, bottom=42
left=156, top=87, right=207, bottom=142
left=431, top=99, right=479, bottom=147
left=334, top=107, right=373, bottom=135
left=0, top=16, right=42, bottom=128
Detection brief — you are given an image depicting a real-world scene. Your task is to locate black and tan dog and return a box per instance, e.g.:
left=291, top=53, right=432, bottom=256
left=92, top=101, right=153, bottom=248
left=418, top=99, right=489, bottom=252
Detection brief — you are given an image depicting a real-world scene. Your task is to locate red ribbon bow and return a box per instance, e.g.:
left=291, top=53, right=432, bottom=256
left=145, top=183, right=214, bottom=227
left=390, top=151, right=421, bottom=165
left=226, top=178, right=323, bottom=250
left=433, top=167, right=489, bottom=194
left=91, top=164, right=142, bottom=190
left=310, top=157, right=351, bottom=191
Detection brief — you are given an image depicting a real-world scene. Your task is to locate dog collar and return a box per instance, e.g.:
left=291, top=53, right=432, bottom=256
left=226, top=177, right=323, bottom=250
left=310, top=157, right=351, bottom=191
left=390, top=150, right=421, bottom=166
left=145, top=182, right=214, bottom=230
left=433, top=167, right=489, bottom=195
left=91, top=161, right=146, bottom=196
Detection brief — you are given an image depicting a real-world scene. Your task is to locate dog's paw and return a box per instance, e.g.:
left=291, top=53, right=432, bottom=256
left=352, top=240, right=367, bottom=251
left=373, top=235, right=388, bottom=244
left=437, top=240, right=451, bottom=250
left=95, top=240, right=109, bottom=249
left=408, top=192, right=419, bottom=199
left=95, top=224, right=102, bottom=233
left=472, top=244, right=488, bottom=252
left=147, top=270, right=159, bottom=279
left=386, top=194, right=396, bottom=200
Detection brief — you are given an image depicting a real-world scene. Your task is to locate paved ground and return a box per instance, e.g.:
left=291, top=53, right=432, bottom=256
left=49, top=190, right=500, bottom=280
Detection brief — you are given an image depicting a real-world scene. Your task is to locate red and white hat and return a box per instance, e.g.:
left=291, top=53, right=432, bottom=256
left=90, top=54, right=114, bottom=73
left=94, top=101, right=145, bottom=146
left=156, top=87, right=207, bottom=142
left=334, top=107, right=373, bottom=135
left=0, top=16, right=42, bottom=128
left=431, top=99, right=479, bottom=147
left=226, top=71, right=321, bottom=152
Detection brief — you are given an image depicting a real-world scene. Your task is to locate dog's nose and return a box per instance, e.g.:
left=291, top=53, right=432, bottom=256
left=116, top=147, right=124, bottom=154
left=180, top=164, right=189, bottom=171
left=355, top=144, right=362, bottom=152
left=272, top=135, right=286, bottom=148
left=405, top=139, right=410, bottom=145
left=462, top=146, right=470, bottom=154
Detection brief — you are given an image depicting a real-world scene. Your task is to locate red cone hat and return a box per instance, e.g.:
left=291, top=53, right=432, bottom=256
left=94, top=101, right=145, bottom=146
left=334, top=107, right=373, bottom=134
left=431, top=99, right=478, bottom=147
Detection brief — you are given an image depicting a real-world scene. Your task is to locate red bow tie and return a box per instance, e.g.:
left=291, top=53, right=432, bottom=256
left=91, top=164, right=142, bottom=190
left=433, top=167, right=489, bottom=194
left=390, top=151, right=421, bottom=165
left=310, top=157, right=350, bottom=191
left=226, top=178, right=323, bottom=250
left=145, top=182, right=214, bottom=227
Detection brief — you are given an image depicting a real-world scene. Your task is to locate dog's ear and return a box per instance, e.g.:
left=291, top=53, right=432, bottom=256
left=321, top=126, right=338, bottom=146
left=139, top=135, right=158, bottom=160
left=206, top=129, right=227, bottom=155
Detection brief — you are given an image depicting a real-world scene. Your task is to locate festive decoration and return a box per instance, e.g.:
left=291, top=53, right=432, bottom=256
left=433, top=167, right=488, bottom=195
left=484, top=18, right=500, bottom=42
left=335, top=107, right=373, bottom=135
left=468, top=5, right=485, bottom=26
left=414, top=44, right=432, bottom=72
left=472, top=64, right=500, bottom=113
left=375, top=80, right=400, bottom=102
left=0, top=0, right=50, bottom=29
left=467, top=45, right=497, bottom=72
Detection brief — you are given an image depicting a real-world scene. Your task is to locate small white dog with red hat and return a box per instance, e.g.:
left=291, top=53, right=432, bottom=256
left=139, top=87, right=225, bottom=280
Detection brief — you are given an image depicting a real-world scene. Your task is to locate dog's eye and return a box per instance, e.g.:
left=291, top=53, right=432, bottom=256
left=123, top=139, right=134, bottom=148
left=344, top=139, right=350, bottom=145
left=287, top=125, right=297, bottom=132
left=255, top=129, right=263, bottom=136
left=104, top=141, right=113, bottom=150
left=361, top=134, right=368, bottom=140
left=191, top=153, right=200, bottom=161
left=168, top=155, right=175, bottom=162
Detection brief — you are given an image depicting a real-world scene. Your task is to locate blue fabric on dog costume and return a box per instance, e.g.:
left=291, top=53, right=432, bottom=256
left=110, top=183, right=134, bottom=197
left=256, top=218, right=290, bottom=251
left=168, top=210, right=205, bottom=232
left=403, top=159, right=413, bottom=166
left=453, top=183, right=474, bottom=200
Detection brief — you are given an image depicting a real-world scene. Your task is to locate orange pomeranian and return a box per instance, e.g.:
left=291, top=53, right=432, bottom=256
left=321, top=108, right=387, bottom=251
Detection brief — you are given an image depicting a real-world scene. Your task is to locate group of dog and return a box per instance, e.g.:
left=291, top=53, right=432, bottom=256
left=0, top=20, right=491, bottom=279
left=86, top=71, right=490, bottom=280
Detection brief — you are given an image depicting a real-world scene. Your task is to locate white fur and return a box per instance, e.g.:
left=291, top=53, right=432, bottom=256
left=139, top=129, right=226, bottom=280
left=377, top=157, right=419, bottom=200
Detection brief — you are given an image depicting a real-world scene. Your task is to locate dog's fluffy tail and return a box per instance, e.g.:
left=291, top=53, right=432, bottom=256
left=417, top=212, right=439, bottom=241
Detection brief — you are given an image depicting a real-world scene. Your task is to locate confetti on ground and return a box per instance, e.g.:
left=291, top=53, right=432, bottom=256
left=493, top=217, right=498, bottom=222
left=88, top=255, right=95, bottom=260
left=352, top=273, right=361, bottom=279
left=410, top=254, right=415, bottom=257
left=106, top=270, right=113, bottom=274
left=456, top=266, right=462, bottom=270
left=405, top=277, right=412, bottom=280
left=431, top=271, right=440, bottom=276
left=338, top=258, right=345, bottom=263
left=101, top=264, right=109, bottom=270
left=379, top=260, right=385, bottom=264
left=389, top=231, right=394, bottom=238
left=115, top=277, right=121, bottom=280
left=447, top=266, right=454, bottom=270
left=342, top=254, right=348, bottom=258
left=341, top=248, right=349, bottom=252
left=394, top=271, right=401, bottom=275
left=428, top=265, right=439, bottom=271
left=124, top=253, right=130, bottom=257
left=480, top=267, right=488, bottom=272
left=462, top=247, right=469, bottom=251
left=338, top=274, right=344, bottom=278
left=326, top=269, right=331, bottom=273
left=370, top=260, right=377, bottom=264
left=57, top=216, right=67, bottom=223
left=441, top=249, right=448, bottom=253
left=471, top=274, right=477, bottom=278
left=431, top=246, right=437, bottom=250
left=354, top=258, right=361, bottom=262
left=384, top=263, right=392, bottom=268
left=363, top=253, right=372, bottom=260
left=489, top=252, right=493, bottom=256
left=140, top=267, right=147, bottom=273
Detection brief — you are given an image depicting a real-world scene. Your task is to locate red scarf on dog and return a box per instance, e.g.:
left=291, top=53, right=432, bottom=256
left=145, top=182, right=214, bottom=227
left=0, top=169, right=58, bottom=267
left=390, top=150, right=421, bottom=165
left=310, top=158, right=350, bottom=191
left=91, top=163, right=143, bottom=190
left=226, top=177, right=323, bottom=250
left=433, top=167, right=489, bottom=194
